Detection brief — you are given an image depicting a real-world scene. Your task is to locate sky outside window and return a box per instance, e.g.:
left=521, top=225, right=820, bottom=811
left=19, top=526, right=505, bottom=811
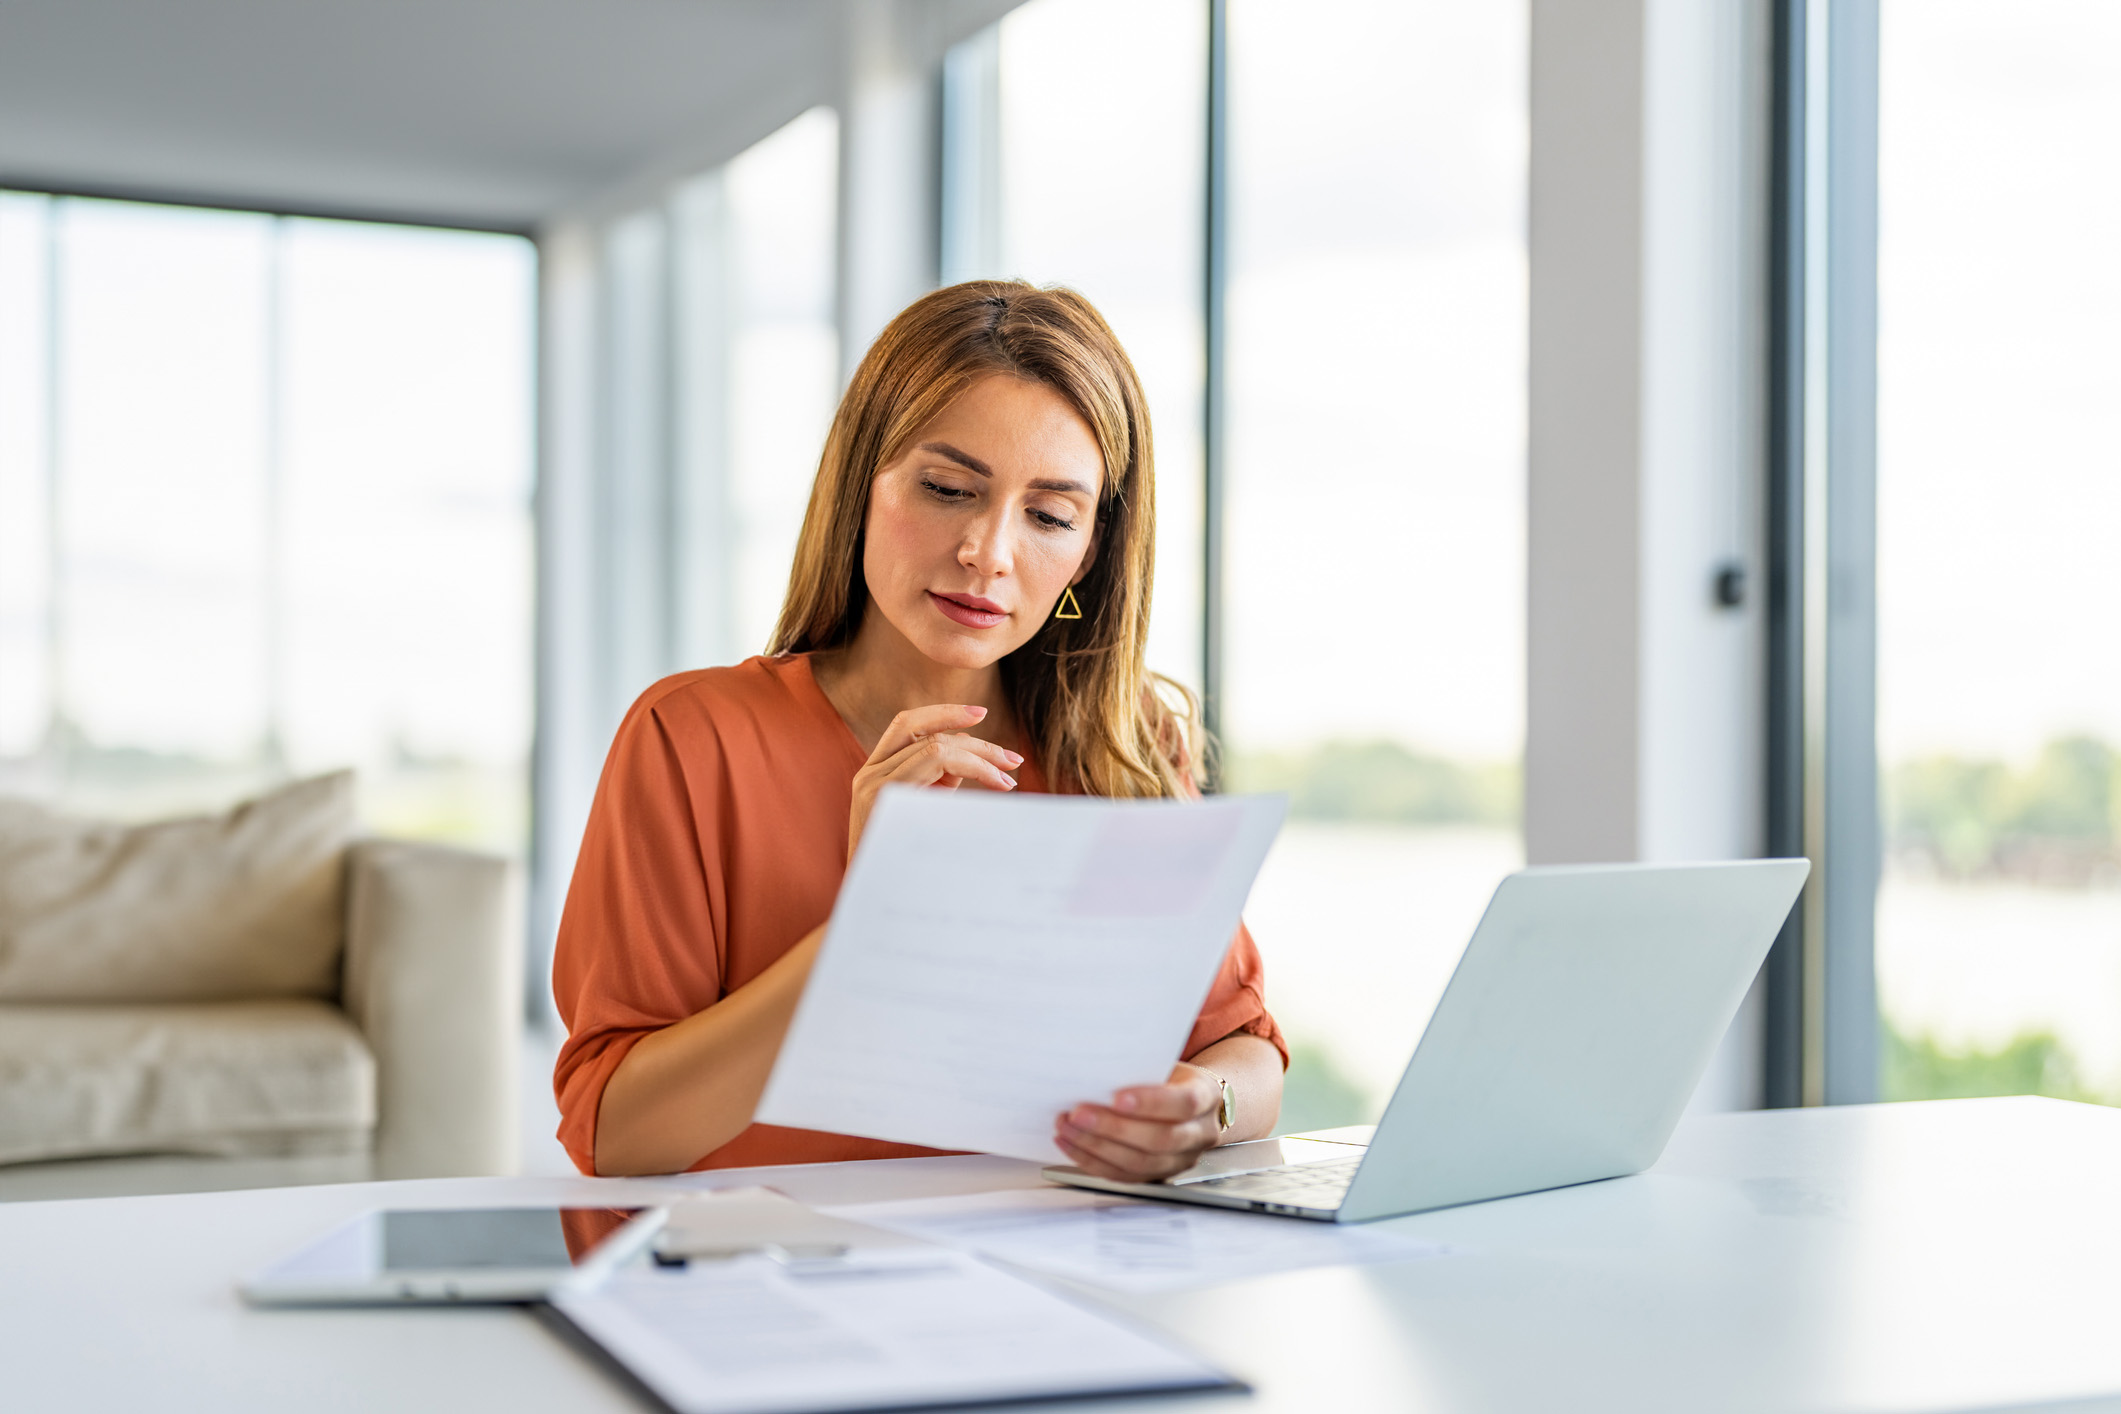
left=1223, top=0, right=1528, bottom=1128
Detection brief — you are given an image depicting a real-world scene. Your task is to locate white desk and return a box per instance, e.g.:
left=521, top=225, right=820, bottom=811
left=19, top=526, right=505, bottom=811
left=7, top=1097, right=2121, bottom=1413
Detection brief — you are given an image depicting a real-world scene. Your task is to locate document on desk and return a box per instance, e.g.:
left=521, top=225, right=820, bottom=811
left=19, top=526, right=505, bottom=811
left=824, top=1187, right=1452, bottom=1293
left=546, top=1248, right=1239, bottom=1414
left=756, top=788, right=1286, bottom=1162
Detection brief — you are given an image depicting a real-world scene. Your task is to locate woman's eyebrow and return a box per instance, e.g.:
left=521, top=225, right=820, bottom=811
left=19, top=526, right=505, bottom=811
left=922, top=440, right=1095, bottom=496
left=920, top=441, right=993, bottom=476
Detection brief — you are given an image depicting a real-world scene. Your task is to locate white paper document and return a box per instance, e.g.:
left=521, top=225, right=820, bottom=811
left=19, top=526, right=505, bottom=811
left=756, top=788, right=1286, bottom=1162
left=824, top=1186, right=1452, bottom=1293
left=548, top=1248, right=1235, bottom=1414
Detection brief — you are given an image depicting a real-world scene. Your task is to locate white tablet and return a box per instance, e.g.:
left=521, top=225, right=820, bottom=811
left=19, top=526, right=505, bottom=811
left=239, top=1205, right=668, bottom=1307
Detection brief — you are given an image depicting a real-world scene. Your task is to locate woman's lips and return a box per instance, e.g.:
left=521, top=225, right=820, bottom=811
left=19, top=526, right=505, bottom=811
left=929, top=591, right=1008, bottom=629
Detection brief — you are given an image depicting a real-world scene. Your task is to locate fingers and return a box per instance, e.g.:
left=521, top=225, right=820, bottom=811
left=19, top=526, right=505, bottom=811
left=869, top=704, right=990, bottom=762
left=846, top=706, right=1025, bottom=860
left=861, top=705, right=1023, bottom=793
left=1051, top=1073, right=1221, bottom=1182
left=1063, top=1097, right=1219, bottom=1156
left=1110, top=1074, right=1220, bottom=1123
left=869, top=731, right=1021, bottom=793
left=1056, top=1130, right=1172, bottom=1183
left=1054, top=1110, right=1216, bottom=1183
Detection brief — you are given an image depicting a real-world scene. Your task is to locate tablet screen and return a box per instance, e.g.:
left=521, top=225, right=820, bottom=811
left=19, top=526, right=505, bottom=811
left=242, top=1205, right=659, bottom=1305
left=377, top=1208, right=642, bottom=1271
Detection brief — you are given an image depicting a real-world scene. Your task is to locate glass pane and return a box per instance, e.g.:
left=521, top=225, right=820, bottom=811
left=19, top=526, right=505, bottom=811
left=989, top=0, right=1208, bottom=692
left=53, top=199, right=273, bottom=812
left=1876, top=1, right=2121, bottom=1104
left=0, top=194, right=534, bottom=853
left=1225, top=0, right=1529, bottom=1131
left=728, top=107, right=841, bottom=659
left=279, top=219, right=536, bottom=852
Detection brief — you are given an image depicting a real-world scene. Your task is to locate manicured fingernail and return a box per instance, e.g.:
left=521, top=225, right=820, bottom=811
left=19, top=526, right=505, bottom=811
left=1003, top=751, right=1023, bottom=766
left=1115, top=1092, right=1139, bottom=1113
left=965, top=705, right=988, bottom=718
left=1001, top=774, right=1016, bottom=789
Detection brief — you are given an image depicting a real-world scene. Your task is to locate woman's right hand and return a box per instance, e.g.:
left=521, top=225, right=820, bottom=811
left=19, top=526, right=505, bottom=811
left=847, top=704, right=1023, bottom=859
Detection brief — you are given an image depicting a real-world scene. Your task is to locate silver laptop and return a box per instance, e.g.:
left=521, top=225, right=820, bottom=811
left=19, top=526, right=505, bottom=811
left=1045, top=859, right=1809, bottom=1222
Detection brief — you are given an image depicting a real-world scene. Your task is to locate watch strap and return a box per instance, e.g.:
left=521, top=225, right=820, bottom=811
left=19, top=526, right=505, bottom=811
left=1199, top=1068, right=1235, bottom=1133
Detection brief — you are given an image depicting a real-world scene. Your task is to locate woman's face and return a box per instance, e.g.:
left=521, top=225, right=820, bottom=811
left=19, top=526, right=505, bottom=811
left=862, top=374, right=1104, bottom=672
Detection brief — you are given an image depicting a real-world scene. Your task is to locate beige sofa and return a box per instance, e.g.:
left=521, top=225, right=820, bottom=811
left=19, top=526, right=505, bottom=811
left=0, top=773, right=521, bottom=1201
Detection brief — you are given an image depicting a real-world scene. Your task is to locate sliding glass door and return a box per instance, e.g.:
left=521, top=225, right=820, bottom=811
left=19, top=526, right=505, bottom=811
left=1872, top=0, right=2121, bottom=1103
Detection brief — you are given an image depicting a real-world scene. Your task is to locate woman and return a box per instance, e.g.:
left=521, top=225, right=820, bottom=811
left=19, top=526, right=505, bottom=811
left=553, top=280, right=1285, bottom=1181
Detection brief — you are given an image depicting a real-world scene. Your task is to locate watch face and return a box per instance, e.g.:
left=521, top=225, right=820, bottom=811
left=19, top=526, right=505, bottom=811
left=1218, top=1080, right=1236, bottom=1132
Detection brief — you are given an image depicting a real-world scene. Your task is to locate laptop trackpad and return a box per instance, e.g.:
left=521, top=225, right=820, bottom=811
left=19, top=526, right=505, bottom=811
left=1165, top=1134, right=1369, bottom=1186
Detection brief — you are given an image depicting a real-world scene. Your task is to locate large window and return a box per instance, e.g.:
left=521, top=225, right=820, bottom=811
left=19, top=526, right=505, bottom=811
left=1222, top=1, right=1528, bottom=1130
left=0, top=194, right=534, bottom=851
left=944, top=0, right=1207, bottom=692
left=944, top=1, right=1528, bottom=1132
left=716, top=109, right=843, bottom=662
left=1874, top=1, right=2121, bottom=1104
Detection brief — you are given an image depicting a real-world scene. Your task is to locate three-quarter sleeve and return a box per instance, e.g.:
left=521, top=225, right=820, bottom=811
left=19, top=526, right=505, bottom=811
left=550, top=690, right=726, bottom=1174
left=1182, top=920, right=1288, bottom=1069
left=551, top=656, right=1291, bottom=1175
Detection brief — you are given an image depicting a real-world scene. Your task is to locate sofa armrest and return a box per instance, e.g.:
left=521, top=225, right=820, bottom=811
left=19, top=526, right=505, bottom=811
left=342, top=840, right=522, bottom=1178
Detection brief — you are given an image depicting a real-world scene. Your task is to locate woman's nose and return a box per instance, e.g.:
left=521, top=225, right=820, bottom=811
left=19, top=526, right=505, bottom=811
left=958, top=511, right=1016, bottom=577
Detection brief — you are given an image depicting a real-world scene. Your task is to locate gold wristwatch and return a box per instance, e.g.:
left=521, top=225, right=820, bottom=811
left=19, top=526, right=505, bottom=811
left=1202, top=1069, right=1235, bottom=1133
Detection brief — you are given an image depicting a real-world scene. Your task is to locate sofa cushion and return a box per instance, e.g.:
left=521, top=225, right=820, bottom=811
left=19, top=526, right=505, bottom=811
left=0, top=773, right=354, bottom=1002
left=0, top=999, right=375, bottom=1167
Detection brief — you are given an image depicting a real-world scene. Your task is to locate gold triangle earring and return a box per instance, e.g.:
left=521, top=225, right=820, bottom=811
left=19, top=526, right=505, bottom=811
left=1053, top=585, right=1083, bottom=620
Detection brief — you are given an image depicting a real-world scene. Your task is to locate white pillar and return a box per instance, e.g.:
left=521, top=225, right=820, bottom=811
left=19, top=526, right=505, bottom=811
left=939, top=23, right=1002, bottom=286
left=669, top=171, right=739, bottom=673
left=530, top=222, right=602, bottom=1019
left=1526, top=0, right=1773, bottom=1106
left=837, top=0, right=942, bottom=378
left=597, top=208, right=678, bottom=712
left=1526, top=0, right=1648, bottom=869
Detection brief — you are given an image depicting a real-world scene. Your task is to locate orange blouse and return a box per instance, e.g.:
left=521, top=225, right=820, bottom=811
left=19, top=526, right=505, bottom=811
left=551, top=653, right=1286, bottom=1176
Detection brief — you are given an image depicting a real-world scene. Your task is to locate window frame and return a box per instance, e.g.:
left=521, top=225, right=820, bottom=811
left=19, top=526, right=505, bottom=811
left=1762, top=0, right=1881, bottom=1108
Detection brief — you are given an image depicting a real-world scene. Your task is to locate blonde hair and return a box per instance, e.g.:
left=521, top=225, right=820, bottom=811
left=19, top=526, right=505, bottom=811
left=768, top=280, right=1201, bottom=798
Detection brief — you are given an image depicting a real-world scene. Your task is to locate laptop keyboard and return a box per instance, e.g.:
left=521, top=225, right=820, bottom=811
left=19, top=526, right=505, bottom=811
left=1179, top=1155, right=1363, bottom=1209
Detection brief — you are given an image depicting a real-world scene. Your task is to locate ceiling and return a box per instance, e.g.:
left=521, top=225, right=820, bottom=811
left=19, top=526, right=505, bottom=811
left=0, top=0, right=1013, bottom=232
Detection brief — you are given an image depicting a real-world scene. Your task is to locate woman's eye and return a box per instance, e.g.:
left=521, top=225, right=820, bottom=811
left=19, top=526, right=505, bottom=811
left=920, top=478, right=974, bottom=501
left=1030, top=508, right=1078, bottom=532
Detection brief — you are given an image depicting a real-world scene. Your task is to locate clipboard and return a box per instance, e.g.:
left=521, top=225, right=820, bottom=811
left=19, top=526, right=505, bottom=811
left=540, top=1188, right=1245, bottom=1414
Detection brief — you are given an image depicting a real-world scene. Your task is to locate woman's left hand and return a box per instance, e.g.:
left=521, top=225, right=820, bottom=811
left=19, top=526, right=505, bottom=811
left=1054, top=1063, right=1224, bottom=1182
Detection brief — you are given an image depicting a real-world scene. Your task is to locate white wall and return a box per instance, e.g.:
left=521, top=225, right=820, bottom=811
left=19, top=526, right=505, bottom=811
left=1527, top=0, right=1772, bottom=1109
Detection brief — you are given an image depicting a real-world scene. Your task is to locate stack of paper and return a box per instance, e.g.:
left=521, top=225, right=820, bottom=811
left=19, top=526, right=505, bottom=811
left=824, top=1186, right=1451, bottom=1293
